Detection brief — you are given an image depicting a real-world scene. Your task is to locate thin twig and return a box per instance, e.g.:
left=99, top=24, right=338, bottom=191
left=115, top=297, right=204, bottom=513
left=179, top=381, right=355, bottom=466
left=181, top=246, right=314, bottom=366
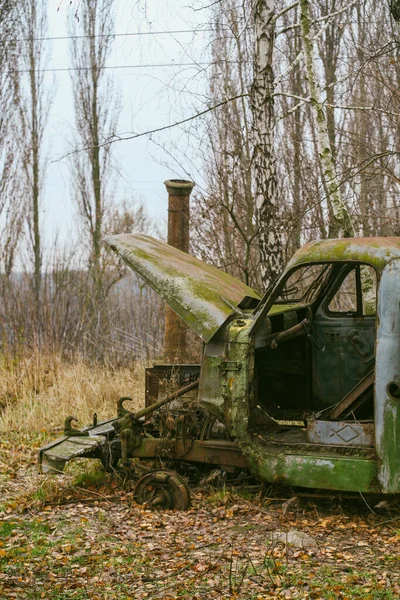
left=377, top=515, right=400, bottom=527
left=40, top=493, right=124, bottom=508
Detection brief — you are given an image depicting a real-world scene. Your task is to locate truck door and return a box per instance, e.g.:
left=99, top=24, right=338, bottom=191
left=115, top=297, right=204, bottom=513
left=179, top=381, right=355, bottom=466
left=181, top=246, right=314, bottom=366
left=376, top=259, right=400, bottom=493
left=311, top=264, right=377, bottom=407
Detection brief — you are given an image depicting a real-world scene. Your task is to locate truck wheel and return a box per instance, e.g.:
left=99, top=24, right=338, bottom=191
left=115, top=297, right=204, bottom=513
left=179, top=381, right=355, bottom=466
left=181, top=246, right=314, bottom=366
left=133, top=469, right=191, bottom=510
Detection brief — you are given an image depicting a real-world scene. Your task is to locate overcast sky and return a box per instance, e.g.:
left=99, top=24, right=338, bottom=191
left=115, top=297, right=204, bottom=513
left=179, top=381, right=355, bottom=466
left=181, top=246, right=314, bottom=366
left=43, top=0, right=211, bottom=248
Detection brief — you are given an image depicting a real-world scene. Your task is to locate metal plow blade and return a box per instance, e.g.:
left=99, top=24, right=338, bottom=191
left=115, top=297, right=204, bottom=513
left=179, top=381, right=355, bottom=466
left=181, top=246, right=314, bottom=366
left=38, top=435, right=107, bottom=474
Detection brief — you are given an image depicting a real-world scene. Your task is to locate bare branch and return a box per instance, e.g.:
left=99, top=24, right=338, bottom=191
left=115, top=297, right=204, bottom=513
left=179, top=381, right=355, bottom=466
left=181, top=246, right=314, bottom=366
left=277, top=0, right=359, bottom=36
left=57, top=94, right=249, bottom=160
left=273, top=1, right=298, bottom=22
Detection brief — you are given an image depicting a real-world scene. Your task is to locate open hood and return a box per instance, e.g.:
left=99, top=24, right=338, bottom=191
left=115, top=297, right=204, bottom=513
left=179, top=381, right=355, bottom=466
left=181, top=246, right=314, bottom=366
left=104, top=234, right=261, bottom=342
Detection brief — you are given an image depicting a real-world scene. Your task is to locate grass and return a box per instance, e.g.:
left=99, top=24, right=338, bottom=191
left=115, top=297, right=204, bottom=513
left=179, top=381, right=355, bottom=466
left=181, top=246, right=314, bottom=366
left=265, top=564, right=398, bottom=599
left=0, top=484, right=399, bottom=599
left=0, top=351, right=144, bottom=514
left=0, top=352, right=144, bottom=435
left=1, top=457, right=121, bottom=512
left=69, top=459, right=111, bottom=488
left=1, top=351, right=400, bottom=599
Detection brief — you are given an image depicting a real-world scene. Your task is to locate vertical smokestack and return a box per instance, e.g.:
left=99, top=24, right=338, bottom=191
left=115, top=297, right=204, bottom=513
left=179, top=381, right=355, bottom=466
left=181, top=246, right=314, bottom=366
left=163, top=179, right=195, bottom=362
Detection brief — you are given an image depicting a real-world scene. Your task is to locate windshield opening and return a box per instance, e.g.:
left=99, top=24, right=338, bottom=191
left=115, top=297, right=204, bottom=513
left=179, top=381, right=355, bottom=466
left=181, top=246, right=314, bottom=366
left=274, top=263, right=333, bottom=305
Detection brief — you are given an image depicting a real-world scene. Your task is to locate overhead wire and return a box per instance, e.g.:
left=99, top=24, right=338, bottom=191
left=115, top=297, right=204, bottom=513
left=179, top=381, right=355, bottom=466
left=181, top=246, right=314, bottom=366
left=14, top=28, right=235, bottom=43
left=8, top=54, right=356, bottom=75
left=7, top=60, right=240, bottom=74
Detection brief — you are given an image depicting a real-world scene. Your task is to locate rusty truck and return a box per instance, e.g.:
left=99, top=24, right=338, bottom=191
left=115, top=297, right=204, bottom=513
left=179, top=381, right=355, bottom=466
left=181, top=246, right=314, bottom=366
left=38, top=234, right=400, bottom=508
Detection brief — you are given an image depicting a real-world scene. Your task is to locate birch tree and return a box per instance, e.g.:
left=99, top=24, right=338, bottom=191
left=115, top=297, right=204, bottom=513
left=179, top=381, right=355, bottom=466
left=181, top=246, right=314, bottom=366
left=299, top=0, right=354, bottom=238
left=251, top=0, right=283, bottom=289
left=0, top=0, right=22, bottom=278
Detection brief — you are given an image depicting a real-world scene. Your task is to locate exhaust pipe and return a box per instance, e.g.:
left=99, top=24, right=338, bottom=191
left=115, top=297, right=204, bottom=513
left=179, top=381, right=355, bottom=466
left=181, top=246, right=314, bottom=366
left=163, top=179, right=195, bottom=361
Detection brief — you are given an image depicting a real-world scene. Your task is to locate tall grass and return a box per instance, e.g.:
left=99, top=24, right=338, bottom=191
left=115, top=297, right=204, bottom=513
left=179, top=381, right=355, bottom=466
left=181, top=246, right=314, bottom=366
left=0, top=351, right=145, bottom=435
left=0, top=262, right=165, bottom=365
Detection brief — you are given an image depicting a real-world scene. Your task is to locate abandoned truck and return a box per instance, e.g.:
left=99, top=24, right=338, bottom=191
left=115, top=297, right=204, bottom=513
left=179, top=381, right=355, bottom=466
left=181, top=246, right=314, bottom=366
left=39, top=235, right=400, bottom=508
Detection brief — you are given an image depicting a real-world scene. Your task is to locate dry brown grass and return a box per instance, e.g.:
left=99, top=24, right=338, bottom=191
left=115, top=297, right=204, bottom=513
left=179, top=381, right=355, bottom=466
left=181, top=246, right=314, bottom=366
left=0, top=352, right=145, bottom=435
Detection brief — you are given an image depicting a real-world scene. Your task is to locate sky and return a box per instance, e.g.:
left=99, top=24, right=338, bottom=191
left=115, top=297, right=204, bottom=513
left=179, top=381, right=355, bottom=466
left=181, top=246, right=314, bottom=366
left=43, top=0, right=212, bottom=248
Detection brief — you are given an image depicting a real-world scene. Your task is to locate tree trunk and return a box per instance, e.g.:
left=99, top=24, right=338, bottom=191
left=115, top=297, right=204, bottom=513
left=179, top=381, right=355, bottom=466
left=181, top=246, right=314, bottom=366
left=299, top=0, right=354, bottom=238
left=251, top=0, right=283, bottom=289
left=15, top=0, right=49, bottom=322
left=70, top=0, right=118, bottom=289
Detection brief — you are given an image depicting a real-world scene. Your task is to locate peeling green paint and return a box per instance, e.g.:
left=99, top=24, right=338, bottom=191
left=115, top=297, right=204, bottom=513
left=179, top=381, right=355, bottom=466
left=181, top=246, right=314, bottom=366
left=104, top=234, right=261, bottom=343
left=105, top=234, right=400, bottom=494
left=212, top=318, right=379, bottom=492
left=375, top=260, right=400, bottom=492
left=42, top=234, right=400, bottom=495
left=255, top=454, right=378, bottom=492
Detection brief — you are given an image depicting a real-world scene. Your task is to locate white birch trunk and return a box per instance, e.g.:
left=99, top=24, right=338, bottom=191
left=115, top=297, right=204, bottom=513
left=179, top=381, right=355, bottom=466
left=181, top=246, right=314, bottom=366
left=251, top=0, right=283, bottom=289
left=300, top=0, right=374, bottom=307
left=299, top=0, right=354, bottom=238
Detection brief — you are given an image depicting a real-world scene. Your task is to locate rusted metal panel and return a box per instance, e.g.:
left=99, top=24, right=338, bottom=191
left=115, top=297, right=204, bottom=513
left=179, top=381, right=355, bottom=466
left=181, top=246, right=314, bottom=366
left=104, top=234, right=260, bottom=343
left=40, top=236, right=400, bottom=496
left=375, top=259, right=400, bottom=493
left=131, top=437, right=248, bottom=469
left=307, top=418, right=374, bottom=447
left=327, top=370, right=374, bottom=420
left=255, top=454, right=379, bottom=493
left=164, top=179, right=193, bottom=252
left=197, top=335, right=227, bottom=422
left=145, top=364, right=200, bottom=408
left=38, top=435, right=106, bottom=473
left=222, top=318, right=379, bottom=492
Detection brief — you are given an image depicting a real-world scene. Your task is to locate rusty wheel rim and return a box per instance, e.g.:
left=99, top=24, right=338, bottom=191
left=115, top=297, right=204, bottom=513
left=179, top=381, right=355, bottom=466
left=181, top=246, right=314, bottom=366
left=133, top=469, right=191, bottom=510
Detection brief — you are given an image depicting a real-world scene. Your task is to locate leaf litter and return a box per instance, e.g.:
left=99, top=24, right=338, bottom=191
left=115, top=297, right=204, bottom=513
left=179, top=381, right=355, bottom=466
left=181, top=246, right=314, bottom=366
left=1, top=437, right=400, bottom=599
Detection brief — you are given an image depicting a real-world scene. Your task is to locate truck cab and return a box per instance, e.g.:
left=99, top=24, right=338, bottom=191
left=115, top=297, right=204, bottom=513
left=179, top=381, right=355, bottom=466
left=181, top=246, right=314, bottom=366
left=218, top=239, right=400, bottom=494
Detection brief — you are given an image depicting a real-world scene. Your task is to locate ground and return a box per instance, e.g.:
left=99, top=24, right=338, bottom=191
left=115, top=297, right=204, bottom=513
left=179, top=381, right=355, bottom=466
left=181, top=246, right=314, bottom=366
left=1, top=435, right=400, bottom=600
left=0, top=359, right=399, bottom=599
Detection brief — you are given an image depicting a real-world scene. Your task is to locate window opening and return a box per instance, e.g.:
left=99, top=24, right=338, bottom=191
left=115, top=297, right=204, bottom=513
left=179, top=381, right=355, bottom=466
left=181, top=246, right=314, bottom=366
left=274, top=264, right=332, bottom=305
left=327, top=265, right=377, bottom=316
left=328, top=269, right=357, bottom=313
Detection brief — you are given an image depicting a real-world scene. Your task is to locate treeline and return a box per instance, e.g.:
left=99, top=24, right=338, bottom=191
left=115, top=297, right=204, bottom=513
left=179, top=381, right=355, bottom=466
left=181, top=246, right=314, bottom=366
left=192, top=0, right=400, bottom=290
left=2, top=0, right=400, bottom=364
left=0, top=0, right=165, bottom=364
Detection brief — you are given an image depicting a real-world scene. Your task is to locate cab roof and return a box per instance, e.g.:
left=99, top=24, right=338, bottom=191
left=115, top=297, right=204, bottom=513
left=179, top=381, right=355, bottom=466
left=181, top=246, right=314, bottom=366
left=287, top=238, right=400, bottom=272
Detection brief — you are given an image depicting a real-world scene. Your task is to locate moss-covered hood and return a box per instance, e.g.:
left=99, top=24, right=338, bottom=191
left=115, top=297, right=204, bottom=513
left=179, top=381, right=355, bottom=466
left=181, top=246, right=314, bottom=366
left=104, top=234, right=260, bottom=342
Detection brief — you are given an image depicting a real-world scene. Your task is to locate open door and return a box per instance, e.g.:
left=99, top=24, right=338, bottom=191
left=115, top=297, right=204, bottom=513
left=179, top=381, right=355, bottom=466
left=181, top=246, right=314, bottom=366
left=375, top=259, right=400, bottom=493
left=311, top=264, right=376, bottom=407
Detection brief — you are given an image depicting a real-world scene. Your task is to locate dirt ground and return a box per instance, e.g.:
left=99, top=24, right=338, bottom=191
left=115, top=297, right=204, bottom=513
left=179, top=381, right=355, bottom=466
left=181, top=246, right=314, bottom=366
left=1, top=437, right=400, bottom=600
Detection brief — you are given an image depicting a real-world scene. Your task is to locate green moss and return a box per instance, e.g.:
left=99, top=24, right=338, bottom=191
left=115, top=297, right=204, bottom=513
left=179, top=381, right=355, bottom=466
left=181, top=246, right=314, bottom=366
left=107, top=234, right=261, bottom=342
left=286, top=239, right=400, bottom=272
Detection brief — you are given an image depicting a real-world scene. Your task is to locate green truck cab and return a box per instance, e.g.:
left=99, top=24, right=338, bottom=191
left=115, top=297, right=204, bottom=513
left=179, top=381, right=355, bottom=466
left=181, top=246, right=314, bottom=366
left=39, top=235, right=400, bottom=506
